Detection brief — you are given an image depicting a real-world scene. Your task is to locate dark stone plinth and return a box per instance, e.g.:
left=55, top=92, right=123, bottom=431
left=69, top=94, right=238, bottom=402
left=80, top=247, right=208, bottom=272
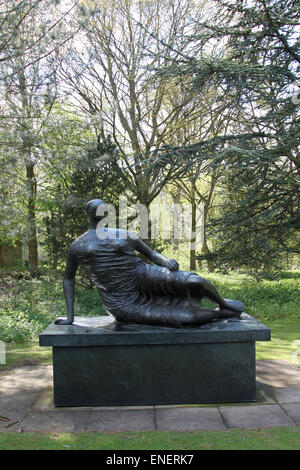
left=39, top=314, right=270, bottom=407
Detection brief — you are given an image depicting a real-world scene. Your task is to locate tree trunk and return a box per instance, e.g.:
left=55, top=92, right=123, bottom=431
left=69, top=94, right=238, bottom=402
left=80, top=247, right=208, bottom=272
left=0, top=245, right=4, bottom=267
left=26, top=163, right=38, bottom=276
left=202, top=239, right=214, bottom=272
left=189, top=179, right=196, bottom=271
left=171, top=188, right=181, bottom=251
left=202, top=204, right=214, bottom=272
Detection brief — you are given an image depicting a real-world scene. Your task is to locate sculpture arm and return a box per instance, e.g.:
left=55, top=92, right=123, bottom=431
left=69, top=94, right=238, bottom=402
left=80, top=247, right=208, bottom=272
left=54, top=255, right=78, bottom=325
left=131, top=235, right=179, bottom=271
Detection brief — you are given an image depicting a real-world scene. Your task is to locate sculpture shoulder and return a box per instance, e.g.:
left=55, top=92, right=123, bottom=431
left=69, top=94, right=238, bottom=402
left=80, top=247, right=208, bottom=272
left=96, top=227, right=137, bottom=249
left=68, top=232, right=90, bottom=258
left=67, top=228, right=137, bottom=259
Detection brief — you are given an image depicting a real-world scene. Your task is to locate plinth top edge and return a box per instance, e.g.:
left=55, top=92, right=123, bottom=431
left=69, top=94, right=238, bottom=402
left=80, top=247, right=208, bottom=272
left=39, top=313, right=271, bottom=347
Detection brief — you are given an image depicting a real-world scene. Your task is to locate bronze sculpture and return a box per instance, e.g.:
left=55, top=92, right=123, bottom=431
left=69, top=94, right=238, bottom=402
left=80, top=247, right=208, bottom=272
left=55, top=199, right=244, bottom=327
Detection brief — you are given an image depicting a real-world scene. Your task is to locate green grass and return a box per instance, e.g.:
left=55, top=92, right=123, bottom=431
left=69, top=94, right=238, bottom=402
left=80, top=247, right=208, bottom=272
left=0, top=341, right=52, bottom=372
left=1, top=428, right=300, bottom=450
left=201, top=270, right=300, bottom=322
left=256, top=319, right=300, bottom=362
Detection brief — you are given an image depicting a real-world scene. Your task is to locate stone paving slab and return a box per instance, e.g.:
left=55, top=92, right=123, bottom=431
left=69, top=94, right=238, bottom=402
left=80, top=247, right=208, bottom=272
left=219, top=404, right=296, bottom=429
left=19, top=410, right=90, bottom=432
left=0, top=365, right=52, bottom=394
left=0, top=392, right=39, bottom=422
left=0, top=365, right=53, bottom=431
left=1, top=360, right=300, bottom=432
left=0, top=401, right=35, bottom=431
left=280, top=404, right=300, bottom=425
left=272, top=386, right=300, bottom=404
left=33, top=389, right=154, bottom=412
left=255, top=383, right=277, bottom=404
left=155, top=407, right=226, bottom=431
left=86, top=409, right=156, bottom=432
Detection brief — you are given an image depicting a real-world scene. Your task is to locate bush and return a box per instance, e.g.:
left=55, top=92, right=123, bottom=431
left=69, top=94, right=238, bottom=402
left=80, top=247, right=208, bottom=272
left=0, top=269, right=108, bottom=343
left=0, top=313, right=40, bottom=343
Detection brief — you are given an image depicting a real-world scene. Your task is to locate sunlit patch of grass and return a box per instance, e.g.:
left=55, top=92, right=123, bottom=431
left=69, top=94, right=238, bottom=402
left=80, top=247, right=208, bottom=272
left=256, top=320, right=300, bottom=364
left=0, top=341, right=52, bottom=372
left=200, top=270, right=300, bottom=322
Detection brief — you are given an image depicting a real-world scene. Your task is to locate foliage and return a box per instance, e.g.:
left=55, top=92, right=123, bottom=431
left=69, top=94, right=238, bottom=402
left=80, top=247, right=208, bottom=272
left=59, top=0, right=212, bottom=216
left=0, top=0, right=74, bottom=71
left=152, top=0, right=300, bottom=276
left=201, top=270, right=300, bottom=321
left=0, top=267, right=107, bottom=343
left=42, top=134, right=126, bottom=270
left=201, top=145, right=300, bottom=278
left=0, top=267, right=299, bottom=344
left=0, top=0, right=80, bottom=274
left=0, top=0, right=299, bottom=279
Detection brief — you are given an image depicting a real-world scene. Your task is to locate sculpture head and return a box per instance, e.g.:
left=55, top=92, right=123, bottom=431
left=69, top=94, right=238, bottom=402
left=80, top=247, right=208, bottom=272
left=86, top=199, right=106, bottom=221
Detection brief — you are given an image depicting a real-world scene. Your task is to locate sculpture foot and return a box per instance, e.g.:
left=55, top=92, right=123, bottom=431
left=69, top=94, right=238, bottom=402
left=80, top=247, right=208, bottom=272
left=54, top=318, right=73, bottom=325
left=223, top=299, right=244, bottom=313
left=216, top=304, right=243, bottom=319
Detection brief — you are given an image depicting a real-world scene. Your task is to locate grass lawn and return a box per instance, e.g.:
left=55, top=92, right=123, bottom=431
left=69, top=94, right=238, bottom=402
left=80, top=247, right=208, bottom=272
left=0, top=341, right=51, bottom=371
left=256, top=319, right=300, bottom=362
left=1, top=428, right=300, bottom=450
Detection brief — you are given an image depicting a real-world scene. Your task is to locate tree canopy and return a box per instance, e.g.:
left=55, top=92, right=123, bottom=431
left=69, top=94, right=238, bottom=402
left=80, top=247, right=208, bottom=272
left=0, top=0, right=299, bottom=278
left=150, top=0, right=300, bottom=275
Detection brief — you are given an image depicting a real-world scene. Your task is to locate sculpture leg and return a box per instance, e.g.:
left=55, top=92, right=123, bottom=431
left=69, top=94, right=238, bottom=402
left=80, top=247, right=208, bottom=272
left=173, top=306, right=239, bottom=326
left=187, top=274, right=243, bottom=313
left=177, top=308, right=219, bottom=326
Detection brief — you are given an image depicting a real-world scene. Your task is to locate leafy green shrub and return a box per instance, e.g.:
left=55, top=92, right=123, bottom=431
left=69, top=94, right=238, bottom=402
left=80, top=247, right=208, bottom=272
left=0, top=313, right=40, bottom=343
left=0, top=271, right=107, bottom=343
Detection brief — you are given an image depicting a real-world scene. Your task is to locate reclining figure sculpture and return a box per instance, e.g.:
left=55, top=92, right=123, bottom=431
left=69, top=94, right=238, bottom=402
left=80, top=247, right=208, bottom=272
left=55, top=199, right=244, bottom=327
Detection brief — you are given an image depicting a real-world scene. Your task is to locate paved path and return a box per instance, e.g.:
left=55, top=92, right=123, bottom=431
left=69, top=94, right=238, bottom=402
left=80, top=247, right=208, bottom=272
left=0, top=360, right=300, bottom=432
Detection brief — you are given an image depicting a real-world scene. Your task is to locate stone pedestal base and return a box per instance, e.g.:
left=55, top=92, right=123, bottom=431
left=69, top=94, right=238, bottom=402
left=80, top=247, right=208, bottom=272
left=39, top=314, right=270, bottom=407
